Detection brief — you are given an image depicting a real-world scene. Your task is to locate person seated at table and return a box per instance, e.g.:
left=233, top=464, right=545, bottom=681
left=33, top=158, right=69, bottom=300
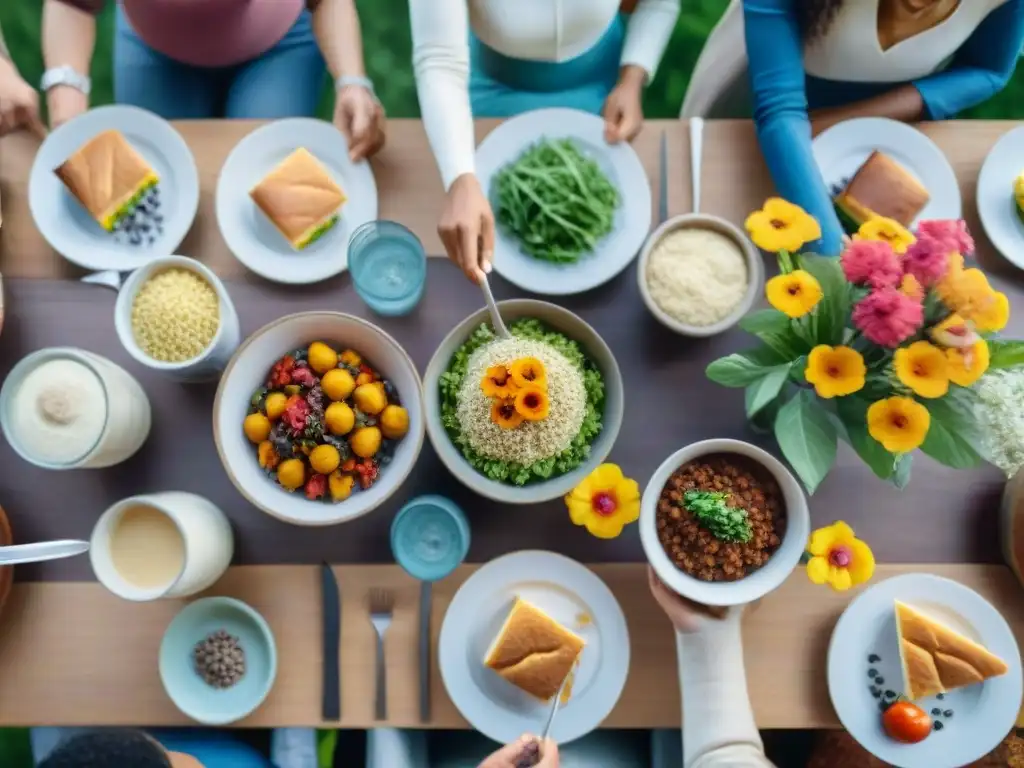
left=39, top=0, right=384, bottom=160
left=32, top=726, right=317, bottom=767
left=0, top=21, right=46, bottom=137
left=408, top=0, right=680, bottom=283
left=744, top=0, right=1024, bottom=256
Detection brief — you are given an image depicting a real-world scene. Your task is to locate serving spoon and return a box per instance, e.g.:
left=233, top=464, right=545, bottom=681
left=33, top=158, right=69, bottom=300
left=479, top=274, right=512, bottom=340
left=0, top=540, right=90, bottom=566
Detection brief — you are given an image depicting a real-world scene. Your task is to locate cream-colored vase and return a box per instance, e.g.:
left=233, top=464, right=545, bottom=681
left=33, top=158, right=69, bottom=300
left=1001, top=470, right=1024, bottom=585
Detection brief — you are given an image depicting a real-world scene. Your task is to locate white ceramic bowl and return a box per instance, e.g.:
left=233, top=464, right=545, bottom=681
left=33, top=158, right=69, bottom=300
left=637, top=214, right=763, bottom=337
left=639, top=439, right=809, bottom=606
left=213, top=312, right=425, bottom=525
left=423, top=299, right=623, bottom=504
left=115, top=255, right=241, bottom=382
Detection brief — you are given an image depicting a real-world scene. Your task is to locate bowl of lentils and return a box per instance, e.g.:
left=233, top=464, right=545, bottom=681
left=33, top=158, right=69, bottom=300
left=639, top=438, right=809, bottom=606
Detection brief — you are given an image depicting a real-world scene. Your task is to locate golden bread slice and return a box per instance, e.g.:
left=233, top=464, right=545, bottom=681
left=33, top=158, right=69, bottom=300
left=484, top=598, right=585, bottom=701
left=249, top=148, right=346, bottom=249
left=895, top=600, right=1008, bottom=700
left=54, top=129, right=158, bottom=231
left=834, top=150, right=929, bottom=227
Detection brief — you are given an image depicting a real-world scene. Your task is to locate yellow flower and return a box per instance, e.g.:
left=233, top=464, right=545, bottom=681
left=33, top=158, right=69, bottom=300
left=805, top=345, right=866, bottom=399
left=893, top=341, right=950, bottom=399
left=744, top=198, right=822, bottom=253
left=565, top=464, right=640, bottom=540
left=765, top=270, right=823, bottom=318
left=899, top=273, right=923, bottom=301
left=806, top=521, right=875, bottom=591
left=973, top=291, right=1010, bottom=333
left=480, top=365, right=517, bottom=399
left=946, top=341, right=990, bottom=387
left=935, top=263, right=994, bottom=322
left=854, top=217, right=917, bottom=255
left=867, top=396, right=931, bottom=453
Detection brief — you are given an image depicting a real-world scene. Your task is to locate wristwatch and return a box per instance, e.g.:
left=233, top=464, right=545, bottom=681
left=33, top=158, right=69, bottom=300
left=335, top=75, right=376, bottom=99
left=40, top=66, right=92, bottom=96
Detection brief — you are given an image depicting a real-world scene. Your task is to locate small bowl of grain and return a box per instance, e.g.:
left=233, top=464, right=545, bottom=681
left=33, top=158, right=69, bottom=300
left=115, top=256, right=241, bottom=382
left=639, top=439, right=809, bottom=607
left=637, top=214, right=763, bottom=337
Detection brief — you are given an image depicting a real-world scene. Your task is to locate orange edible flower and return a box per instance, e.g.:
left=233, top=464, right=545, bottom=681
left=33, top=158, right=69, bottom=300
left=490, top=398, right=523, bottom=429
left=480, top=364, right=518, bottom=399
left=514, top=387, right=549, bottom=421
left=510, top=357, right=547, bottom=390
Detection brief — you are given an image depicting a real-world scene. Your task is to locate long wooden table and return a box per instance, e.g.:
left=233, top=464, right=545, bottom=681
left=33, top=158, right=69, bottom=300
left=0, top=119, right=1022, bottom=729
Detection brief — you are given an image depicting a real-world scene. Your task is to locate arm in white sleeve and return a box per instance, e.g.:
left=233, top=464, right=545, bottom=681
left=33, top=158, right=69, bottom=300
left=409, top=0, right=477, bottom=190
left=620, top=0, right=680, bottom=81
left=677, top=613, right=776, bottom=768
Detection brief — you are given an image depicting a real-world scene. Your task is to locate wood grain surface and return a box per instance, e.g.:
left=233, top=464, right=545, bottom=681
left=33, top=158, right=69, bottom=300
left=0, top=563, right=1017, bottom=729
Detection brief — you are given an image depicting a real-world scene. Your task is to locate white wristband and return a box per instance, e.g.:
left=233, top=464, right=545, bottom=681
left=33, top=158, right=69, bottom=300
left=335, top=75, right=375, bottom=97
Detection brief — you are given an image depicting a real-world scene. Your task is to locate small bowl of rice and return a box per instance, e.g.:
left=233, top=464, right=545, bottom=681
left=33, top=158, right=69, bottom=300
left=637, top=214, right=763, bottom=338
left=115, top=255, right=241, bottom=382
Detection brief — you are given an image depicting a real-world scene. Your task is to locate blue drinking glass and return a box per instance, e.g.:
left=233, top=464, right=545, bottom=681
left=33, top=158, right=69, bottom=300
left=348, top=220, right=427, bottom=316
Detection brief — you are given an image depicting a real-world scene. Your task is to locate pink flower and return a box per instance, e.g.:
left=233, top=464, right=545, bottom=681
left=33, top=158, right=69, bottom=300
left=852, top=288, right=924, bottom=348
left=916, top=220, right=974, bottom=256
left=902, top=235, right=951, bottom=286
left=840, top=240, right=903, bottom=289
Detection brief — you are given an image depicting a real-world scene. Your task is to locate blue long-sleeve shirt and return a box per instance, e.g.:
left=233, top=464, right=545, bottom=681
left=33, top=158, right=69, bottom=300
left=743, top=0, right=1024, bottom=256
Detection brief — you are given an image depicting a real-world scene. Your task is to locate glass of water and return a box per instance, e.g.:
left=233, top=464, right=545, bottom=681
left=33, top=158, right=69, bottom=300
left=348, top=220, right=427, bottom=316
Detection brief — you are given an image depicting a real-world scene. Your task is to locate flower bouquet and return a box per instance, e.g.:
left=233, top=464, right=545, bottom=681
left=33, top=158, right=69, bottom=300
left=707, top=198, right=1024, bottom=494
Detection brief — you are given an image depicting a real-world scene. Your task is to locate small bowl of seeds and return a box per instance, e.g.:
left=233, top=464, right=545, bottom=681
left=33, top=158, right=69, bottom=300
left=159, top=596, right=277, bottom=725
left=114, top=255, right=241, bottom=382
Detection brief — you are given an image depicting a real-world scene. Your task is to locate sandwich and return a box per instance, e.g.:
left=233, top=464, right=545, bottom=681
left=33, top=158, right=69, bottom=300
left=249, top=148, right=346, bottom=250
left=54, top=129, right=159, bottom=232
left=834, top=151, right=929, bottom=230
left=895, top=600, right=1008, bottom=700
left=484, top=598, right=585, bottom=701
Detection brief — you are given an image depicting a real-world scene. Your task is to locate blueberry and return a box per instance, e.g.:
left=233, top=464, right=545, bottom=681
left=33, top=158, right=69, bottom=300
left=870, top=686, right=881, bottom=698
left=868, top=654, right=881, bottom=663
left=931, top=708, right=941, bottom=716
left=883, top=690, right=896, bottom=699
left=878, top=701, right=888, bottom=713
left=943, top=710, right=953, bottom=718
left=933, top=721, right=943, bottom=731
left=875, top=677, right=884, bottom=685
left=868, top=669, right=878, bottom=678
left=936, top=693, right=944, bottom=700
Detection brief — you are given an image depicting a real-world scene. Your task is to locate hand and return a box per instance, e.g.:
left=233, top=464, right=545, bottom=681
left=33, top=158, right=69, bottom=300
left=647, top=566, right=738, bottom=634
left=0, top=58, right=45, bottom=138
left=46, top=84, right=88, bottom=130
left=439, top=173, right=495, bottom=284
left=602, top=66, right=645, bottom=144
left=333, top=85, right=385, bottom=162
left=478, top=734, right=559, bottom=768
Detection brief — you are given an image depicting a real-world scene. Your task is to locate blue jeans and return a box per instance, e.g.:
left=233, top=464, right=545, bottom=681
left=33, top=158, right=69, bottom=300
left=113, top=6, right=325, bottom=119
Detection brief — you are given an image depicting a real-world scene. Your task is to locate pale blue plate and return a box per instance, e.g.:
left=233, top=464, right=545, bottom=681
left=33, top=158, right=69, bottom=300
left=159, top=597, right=277, bottom=725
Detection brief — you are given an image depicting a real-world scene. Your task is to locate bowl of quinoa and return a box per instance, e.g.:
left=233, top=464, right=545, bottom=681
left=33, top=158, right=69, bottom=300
left=639, top=439, right=809, bottom=606
left=115, top=255, right=241, bottom=382
left=424, top=299, right=623, bottom=503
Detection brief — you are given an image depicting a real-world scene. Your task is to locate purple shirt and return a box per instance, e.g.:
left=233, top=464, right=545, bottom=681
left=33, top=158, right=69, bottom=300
left=58, top=0, right=317, bottom=67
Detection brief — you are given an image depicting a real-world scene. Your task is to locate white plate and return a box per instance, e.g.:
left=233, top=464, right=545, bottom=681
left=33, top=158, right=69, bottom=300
left=475, top=108, right=652, bottom=296
left=828, top=573, right=1022, bottom=768
left=28, top=105, right=199, bottom=272
left=216, top=118, right=378, bottom=284
left=977, top=125, right=1024, bottom=271
left=439, top=551, right=629, bottom=746
left=813, top=117, right=961, bottom=225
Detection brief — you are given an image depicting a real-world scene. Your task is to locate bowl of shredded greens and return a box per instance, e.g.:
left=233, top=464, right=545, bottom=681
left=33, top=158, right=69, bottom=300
left=424, top=299, right=623, bottom=503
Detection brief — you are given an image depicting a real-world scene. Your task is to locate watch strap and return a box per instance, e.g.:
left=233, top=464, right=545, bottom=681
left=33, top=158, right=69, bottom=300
left=335, top=75, right=375, bottom=97
left=41, top=66, right=92, bottom=96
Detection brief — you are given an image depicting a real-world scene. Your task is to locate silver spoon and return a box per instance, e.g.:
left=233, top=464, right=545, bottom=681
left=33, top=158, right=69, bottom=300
left=480, top=275, right=512, bottom=340
left=690, top=117, right=704, bottom=213
left=0, top=540, right=90, bottom=566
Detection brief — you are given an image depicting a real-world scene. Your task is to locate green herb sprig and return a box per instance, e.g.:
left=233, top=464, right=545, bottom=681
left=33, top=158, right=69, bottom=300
left=683, top=490, right=753, bottom=543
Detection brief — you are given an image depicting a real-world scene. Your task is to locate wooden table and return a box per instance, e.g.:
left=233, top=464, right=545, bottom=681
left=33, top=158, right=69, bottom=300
left=0, top=119, right=1021, bottom=729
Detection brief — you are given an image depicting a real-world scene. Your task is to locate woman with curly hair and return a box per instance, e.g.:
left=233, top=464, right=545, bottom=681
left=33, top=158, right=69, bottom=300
left=744, top=0, right=1024, bottom=256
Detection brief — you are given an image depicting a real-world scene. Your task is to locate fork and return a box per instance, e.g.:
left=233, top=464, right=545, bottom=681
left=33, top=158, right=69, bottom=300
left=368, top=588, right=394, bottom=720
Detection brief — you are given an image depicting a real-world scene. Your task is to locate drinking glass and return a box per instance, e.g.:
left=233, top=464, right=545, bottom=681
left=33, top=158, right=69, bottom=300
left=348, top=220, right=427, bottom=316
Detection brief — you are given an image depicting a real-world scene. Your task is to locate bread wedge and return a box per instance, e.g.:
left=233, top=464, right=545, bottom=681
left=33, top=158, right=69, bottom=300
left=834, top=151, right=929, bottom=228
left=895, top=600, right=1008, bottom=700
left=54, top=129, right=159, bottom=232
left=250, top=148, right=346, bottom=250
left=484, top=598, right=585, bottom=701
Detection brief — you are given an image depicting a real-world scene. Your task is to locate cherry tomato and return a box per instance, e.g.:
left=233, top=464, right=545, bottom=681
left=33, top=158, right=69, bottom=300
left=882, top=700, right=932, bottom=743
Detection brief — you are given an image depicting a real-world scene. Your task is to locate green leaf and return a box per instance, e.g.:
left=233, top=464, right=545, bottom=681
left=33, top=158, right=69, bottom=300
left=800, top=254, right=851, bottom=347
left=739, top=310, right=806, bottom=358
left=774, top=389, right=838, bottom=494
left=920, top=397, right=983, bottom=469
left=745, top=365, right=792, bottom=418
left=789, top=355, right=808, bottom=383
left=892, top=454, right=913, bottom=489
left=706, top=347, right=787, bottom=388
left=836, top=396, right=900, bottom=482
left=988, top=340, right=1024, bottom=370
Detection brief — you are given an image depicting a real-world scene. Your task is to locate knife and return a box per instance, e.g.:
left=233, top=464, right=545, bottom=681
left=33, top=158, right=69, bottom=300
left=658, top=129, right=669, bottom=225
left=321, top=562, right=341, bottom=721
left=515, top=673, right=572, bottom=768
left=418, top=580, right=432, bottom=723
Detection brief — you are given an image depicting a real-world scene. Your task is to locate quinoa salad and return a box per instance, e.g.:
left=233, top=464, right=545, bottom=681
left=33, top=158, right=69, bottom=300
left=439, top=319, right=604, bottom=485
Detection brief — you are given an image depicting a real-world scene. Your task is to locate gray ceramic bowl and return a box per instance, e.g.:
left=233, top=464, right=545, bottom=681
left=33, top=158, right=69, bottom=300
left=423, top=299, right=623, bottom=504
left=637, top=213, right=764, bottom=338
